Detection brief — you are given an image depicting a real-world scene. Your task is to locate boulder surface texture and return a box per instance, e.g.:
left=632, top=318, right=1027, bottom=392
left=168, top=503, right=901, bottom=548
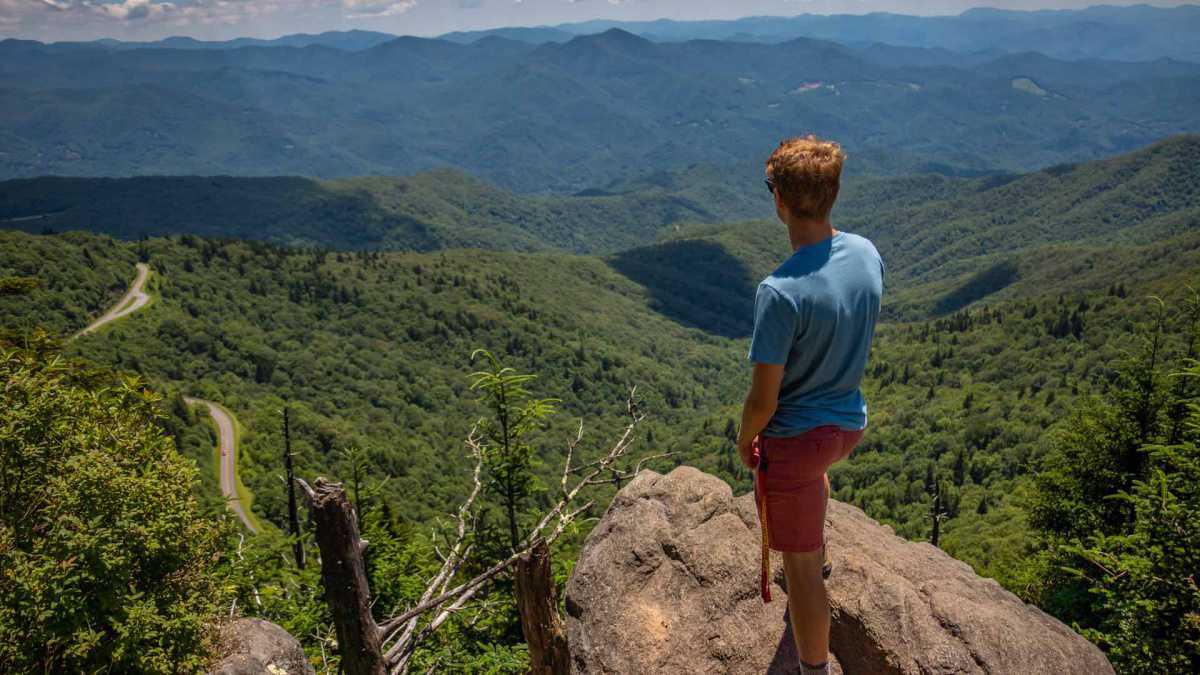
left=564, top=466, right=1113, bottom=675
left=210, top=618, right=316, bottom=675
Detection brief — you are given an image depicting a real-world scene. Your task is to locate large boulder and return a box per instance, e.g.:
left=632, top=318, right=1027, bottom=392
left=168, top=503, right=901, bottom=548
left=210, top=618, right=316, bottom=675
left=565, top=466, right=1113, bottom=675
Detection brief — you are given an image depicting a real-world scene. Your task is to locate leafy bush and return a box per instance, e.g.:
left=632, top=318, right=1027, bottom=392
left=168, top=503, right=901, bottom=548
left=0, top=332, right=227, bottom=672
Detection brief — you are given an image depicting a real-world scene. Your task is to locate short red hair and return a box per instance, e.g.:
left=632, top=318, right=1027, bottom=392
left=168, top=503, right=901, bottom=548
left=766, top=135, right=846, bottom=220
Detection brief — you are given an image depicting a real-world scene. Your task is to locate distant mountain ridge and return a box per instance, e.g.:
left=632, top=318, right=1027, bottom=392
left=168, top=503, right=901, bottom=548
left=0, top=169, right=763, bottom=254
left=4, top=137, right=1197, bottom=320
left=22, top=5, right=1197, bottom=63
left=441, top=5, right=1200, bottom=63
left=24, top=29, right=399, bottom=52
left=3, top=28, right=1198, bottom=190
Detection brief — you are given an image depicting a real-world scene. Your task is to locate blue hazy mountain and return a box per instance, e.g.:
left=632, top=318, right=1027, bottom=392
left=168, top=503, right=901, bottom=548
left=2, top=24, right=1199, bottom=191
left=444, top=5, right=1200, bottom=63
left=49, top=29, right=399, bottom=52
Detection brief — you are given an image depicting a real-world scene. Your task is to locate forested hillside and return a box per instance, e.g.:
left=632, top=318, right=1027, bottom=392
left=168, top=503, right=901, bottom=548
left=4, top=219, right=1195, bottom=583
left=840, top=135, right=1200, bottom=317
left=4, top=133, right=1200, bottom=671
left=0, top=231, right=750, bottom=527
left=3, top=137, right=1195, bottom=528
left=5, top=136, right=1197, bottom=274
left=0, top=169, right=764, bottom=253
left=845, top=136, right=1200, bottom=284
left=610, top=136, right=1200, bottom=322
left=3, top=28, right=1198, bottom=188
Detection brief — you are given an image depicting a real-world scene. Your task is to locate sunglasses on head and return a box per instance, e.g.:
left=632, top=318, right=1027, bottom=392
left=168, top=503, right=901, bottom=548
left=765, top=177, right=776, bottom=194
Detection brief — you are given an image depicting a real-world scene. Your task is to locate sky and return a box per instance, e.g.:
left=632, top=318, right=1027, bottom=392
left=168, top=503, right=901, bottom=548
left=1, top=0, right=1195, bottom=43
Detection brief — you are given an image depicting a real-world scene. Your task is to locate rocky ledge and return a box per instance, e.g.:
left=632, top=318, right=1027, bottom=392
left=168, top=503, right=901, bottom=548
left=564, top=466, right=1113, bottom=674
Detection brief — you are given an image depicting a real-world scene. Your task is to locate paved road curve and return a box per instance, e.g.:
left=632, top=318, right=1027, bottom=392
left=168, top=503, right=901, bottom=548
left=185, top=397, right=259, bottom=534
left=77, top=262, right=151, bottom=336
left=72, top=262, right=259, bottom=534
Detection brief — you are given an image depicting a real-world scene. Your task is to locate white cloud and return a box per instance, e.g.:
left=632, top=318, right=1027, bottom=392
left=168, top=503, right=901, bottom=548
left=342, top=0, right=415, bottom=18
left=0, top=0, right=348, bottom=35
left=89, top=0, right=173, bottom=20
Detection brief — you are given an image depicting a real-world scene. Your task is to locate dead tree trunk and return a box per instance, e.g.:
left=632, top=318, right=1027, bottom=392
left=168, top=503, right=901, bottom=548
left=307, top=478, right=386, bottom=675
left=284, top=407, right=305, bottom=570
left=515, top=541, right=570, bottom=675
left=930, top=482, right=943, bottom=548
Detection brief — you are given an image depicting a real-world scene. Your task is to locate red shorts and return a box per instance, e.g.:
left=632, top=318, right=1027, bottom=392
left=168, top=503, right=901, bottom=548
left=755, top=425, right=864, bottom=553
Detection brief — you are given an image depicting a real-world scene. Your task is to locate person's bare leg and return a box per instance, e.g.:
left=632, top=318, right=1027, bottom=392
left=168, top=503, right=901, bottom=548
left=823, top=473, right=831, bottom=557
left=782, top=549, right=829, bottom=668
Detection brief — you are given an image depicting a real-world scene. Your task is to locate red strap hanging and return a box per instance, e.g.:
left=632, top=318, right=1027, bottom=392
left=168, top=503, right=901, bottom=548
left=753, top=435, right=772, bottom=603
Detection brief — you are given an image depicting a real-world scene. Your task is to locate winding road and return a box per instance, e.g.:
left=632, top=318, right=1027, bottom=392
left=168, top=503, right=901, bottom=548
left=185, top=397, right=259, bottom=533
left=77, top=262, right=152, bottom=337
left=74, top=262, right=259, bottom=533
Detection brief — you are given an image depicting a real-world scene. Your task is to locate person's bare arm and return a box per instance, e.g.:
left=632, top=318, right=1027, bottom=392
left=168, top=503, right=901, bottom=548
left=736, top=362, right=785, bottom=468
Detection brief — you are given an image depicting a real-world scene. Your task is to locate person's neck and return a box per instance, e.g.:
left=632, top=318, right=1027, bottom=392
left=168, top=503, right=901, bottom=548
left=786, top=218, right=837, bottom=251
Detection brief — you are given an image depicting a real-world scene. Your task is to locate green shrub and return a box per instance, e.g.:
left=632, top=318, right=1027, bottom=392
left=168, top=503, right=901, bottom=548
left=0, top=332, right=227, bottom=672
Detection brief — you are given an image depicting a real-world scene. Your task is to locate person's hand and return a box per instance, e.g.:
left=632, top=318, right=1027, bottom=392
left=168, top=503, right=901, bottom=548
left=737, top=435, right=759, bottom=470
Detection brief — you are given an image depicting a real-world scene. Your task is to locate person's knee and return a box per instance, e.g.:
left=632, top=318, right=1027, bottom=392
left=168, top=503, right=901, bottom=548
left=782, top=550, right=825, bottom=588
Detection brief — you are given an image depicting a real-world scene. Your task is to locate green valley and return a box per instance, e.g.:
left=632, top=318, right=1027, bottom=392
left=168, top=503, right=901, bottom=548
left=3, top=110, right=1199, bottom=675
left=3, top=138, right=1197, bottom=583
left=0, top=169, right=765, bottom=253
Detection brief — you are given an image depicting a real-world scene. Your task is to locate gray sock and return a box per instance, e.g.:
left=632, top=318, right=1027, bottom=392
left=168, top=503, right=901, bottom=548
left=800, top=661, right=829, bottom=675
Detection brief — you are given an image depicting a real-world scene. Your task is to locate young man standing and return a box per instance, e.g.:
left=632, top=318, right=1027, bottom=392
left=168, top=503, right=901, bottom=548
left=736, top=136, right=884, bottom=675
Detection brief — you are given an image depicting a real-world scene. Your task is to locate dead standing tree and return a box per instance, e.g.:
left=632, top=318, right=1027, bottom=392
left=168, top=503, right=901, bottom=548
left=298, top=389, right=647, bottom=675
left=283, top=406, right=305, bottom=570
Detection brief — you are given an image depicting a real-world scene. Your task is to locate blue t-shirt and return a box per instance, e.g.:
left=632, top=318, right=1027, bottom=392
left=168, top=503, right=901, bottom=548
left=748, top=231, right=884, bottom=437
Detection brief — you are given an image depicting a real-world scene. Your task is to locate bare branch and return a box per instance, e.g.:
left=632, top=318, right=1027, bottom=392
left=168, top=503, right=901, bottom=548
left=560, top=420, right=585, bottom=496
left=294, top=476, right=316, bottom=501
left=390, top=578, right=488, bottom=673
left=380, top=548, right=528, bottom=655
left=372, top=389, right=647, bottom=669
left=629, top=451, right=676, bottom=477
left=381, top=430, right=486, bottom=655
left=523, top=397, right=642, bottom=548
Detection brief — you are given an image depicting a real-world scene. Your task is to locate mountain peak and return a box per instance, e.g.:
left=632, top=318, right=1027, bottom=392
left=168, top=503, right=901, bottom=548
left=567, top=27, right=654, bottom=51
left=597, top=27, right=644, bottom=40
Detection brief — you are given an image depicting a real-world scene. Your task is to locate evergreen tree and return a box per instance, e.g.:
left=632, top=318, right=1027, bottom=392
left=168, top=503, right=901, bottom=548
left=1027, top=296, right=1200, bottom=672
left=469, top=350, right=559, bottom=551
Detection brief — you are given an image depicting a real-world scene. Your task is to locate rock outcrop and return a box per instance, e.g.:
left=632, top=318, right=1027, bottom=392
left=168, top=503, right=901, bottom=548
left=210, top=618, right=316, bottom=675
left=565, top=466, right=1113, bottom=675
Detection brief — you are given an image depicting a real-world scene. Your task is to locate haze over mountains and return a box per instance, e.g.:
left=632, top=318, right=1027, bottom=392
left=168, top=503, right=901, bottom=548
left=444, top=5, right=1200, bottom=62
left=2, top=5, right=1199, bottom=191
left=26, top=6, right=1200, bottom=63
